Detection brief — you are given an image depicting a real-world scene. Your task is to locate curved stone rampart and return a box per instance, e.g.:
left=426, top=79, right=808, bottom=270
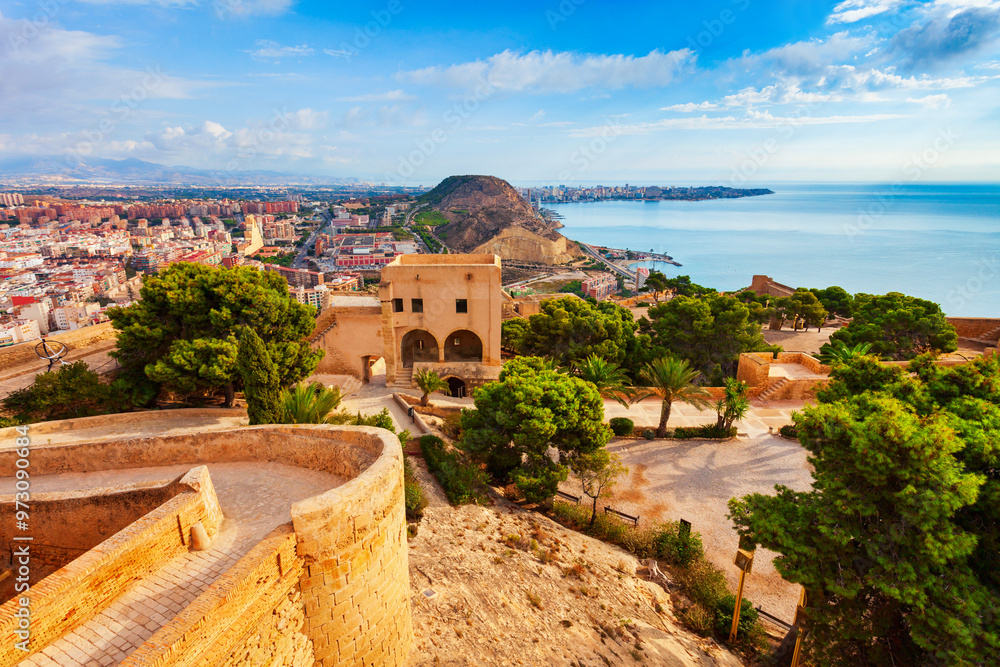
left=0, top=422, right=411, bottom=667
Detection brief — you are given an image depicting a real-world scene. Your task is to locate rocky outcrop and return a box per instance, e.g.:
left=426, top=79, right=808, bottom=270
left=419, top=175, right=580, bottom=265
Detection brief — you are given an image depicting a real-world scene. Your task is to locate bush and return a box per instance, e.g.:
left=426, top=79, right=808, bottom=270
left=441, top=412, right=463, bottom=439
left=679, top=604, right=714, bottom=636
left=2, top=362, right=136, bottom=423
left=642, top=429, right=656, bottom=440
left=419, top=435, right=487, bottom=505
left=713, top=594, right=760, bottom=640
left=403, top=456, right=427, bottom=522
left=779, top=423, right=798, bottom=439
left=609, top=417, right=634, bottom=437
left=671, top=424, right=737, bottom=439
left=656, top=525, right=704, bottom=566
left=676, top=559, right=729, bottom=611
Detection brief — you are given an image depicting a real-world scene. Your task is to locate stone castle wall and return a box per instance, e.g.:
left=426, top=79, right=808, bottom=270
left=946, top=317, right=1000, bottom=341
left=0, top=423, right=412, bottom=667
left=0, top=467, right=223, bottom=666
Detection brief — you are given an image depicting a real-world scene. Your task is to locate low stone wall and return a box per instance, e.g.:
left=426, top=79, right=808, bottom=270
left=947, top=317, right=1000, bottom=341
left=0, top=322, right=117, bottom=373
left=122, top=524, right=313, bottom=667
left=0, top=466, right=222, bottom=666
left=0, top=473, right=195, bottom=595
left=775, top=352, right=830, bottom=374
left=736, top=353, right=772, bottom=387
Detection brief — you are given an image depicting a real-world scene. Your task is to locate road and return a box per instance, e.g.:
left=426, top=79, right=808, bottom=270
left=292, top=209, right=330, bottom=269
left=579, top=242, right=636, bottom=280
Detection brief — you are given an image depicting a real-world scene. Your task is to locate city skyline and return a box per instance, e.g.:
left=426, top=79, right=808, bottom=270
left=1, top=0, right=999, bottom=184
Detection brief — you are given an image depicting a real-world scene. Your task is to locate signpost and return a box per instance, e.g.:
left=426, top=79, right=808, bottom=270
left=729, top=534, right=756, bottom=643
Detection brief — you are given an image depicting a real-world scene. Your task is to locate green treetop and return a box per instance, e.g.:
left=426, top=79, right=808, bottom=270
left=641, top=293, right=772, bottom=385
left=515, top=296, right=647, bottom=372
left=109, top=262, right=323, bottom=406
left=828, top=291, right=957, bottom=360
left=460, top=356, right=611, bottom=503
left=729, top=354, right=1000, bottom=665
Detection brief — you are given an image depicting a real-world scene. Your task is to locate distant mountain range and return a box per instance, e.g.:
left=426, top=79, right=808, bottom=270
left=0, top=157, right=354, bottom=186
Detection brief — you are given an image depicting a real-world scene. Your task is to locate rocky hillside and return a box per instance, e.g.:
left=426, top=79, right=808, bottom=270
left=417, top=175, right=580, bottom=265
left=405, top=457, right=746, bottom=667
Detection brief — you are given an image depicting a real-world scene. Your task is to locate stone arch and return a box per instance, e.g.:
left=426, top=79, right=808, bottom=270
left=445, top=376, right=467, bottom=398
left=444, top=329, right=483, bottom=362
left=400, top=329, right=438, bottom=367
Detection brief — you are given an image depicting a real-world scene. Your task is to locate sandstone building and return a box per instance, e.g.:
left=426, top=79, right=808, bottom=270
left=311, top=254, right=503, bottom=396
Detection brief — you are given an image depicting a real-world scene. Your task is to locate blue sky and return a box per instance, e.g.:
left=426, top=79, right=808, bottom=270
left=1, top=0, right=998, bottom=184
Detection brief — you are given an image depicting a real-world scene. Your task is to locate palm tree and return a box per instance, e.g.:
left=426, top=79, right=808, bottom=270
left=574, top=354, right=634, bottom=407
left=638, top=357, right=712, bottom=438
left=414, top=369, right=449, bottom=407
left=280, top=382, right=342, bottom=424
left=817, top=340, right=874, bottom=365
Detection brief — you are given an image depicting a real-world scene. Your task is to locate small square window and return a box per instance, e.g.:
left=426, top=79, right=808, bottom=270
left=456, top=299, right=468, bottom=313
left=392, top=298, right=403, bottom=313
left=411, top=298, right=423, bottom=313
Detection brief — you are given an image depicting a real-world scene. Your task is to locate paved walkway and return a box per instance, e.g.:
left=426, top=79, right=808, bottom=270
left=0, top=346, right=117, bottom=398
left=5, top=461, right=343, bottom=666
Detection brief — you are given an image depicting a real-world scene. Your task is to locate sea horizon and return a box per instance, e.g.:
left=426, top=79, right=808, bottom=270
left=550, top=182, right=1000, bottom=318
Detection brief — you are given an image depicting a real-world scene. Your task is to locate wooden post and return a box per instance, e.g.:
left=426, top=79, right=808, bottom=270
left=791, top=587, right=808, bottom=667
left=729, top=544, right=755, bottom=643
left=729, top=565, right=748, bottom=643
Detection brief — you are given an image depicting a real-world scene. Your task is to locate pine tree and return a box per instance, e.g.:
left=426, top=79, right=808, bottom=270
left=237, top=327, right=282, bottom=425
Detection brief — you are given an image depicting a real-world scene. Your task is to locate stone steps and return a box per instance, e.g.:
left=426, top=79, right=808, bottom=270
left=757, top=377, right=791, bottom=402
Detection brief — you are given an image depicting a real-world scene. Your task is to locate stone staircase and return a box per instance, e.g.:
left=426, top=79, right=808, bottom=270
left=757, top=377, right=791, bottom=402
left=390, top=367, right=414, bottom=389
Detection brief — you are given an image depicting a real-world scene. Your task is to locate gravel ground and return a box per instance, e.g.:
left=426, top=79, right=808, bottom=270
left=564, top=433, right=814, bottom=625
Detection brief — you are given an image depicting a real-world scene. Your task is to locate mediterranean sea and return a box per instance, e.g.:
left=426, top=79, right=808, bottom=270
left=549, top=183, right=1000, bottom=317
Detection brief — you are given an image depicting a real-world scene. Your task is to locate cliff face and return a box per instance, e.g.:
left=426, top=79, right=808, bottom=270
left=419, top=175, right=579, bottom=264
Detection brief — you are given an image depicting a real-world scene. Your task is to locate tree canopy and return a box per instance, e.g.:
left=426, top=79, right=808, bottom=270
left=641, top=293, right=773, bottom=385
left=828, top=292, right=957, bottom=360
left=109, top=262, right=322, bottom=405
left=460, top=356, right=611, bottom=502
left=729, top=354, right=1000, bottom=665
left=514, top=296, right=646, bottom=371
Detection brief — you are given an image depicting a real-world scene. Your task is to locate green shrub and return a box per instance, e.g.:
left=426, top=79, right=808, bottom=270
left=676, top=559, right=728, bottom=611
left=609, top=417, right=634, bottom=437
left=679, top=604, right=714, bottom=636
left=420, top=435, right=487, bottom=505
left=656, top=525, right=704, bottom=566
left=2, top=361, right=137, bottom=423
left=403, top=456, right=428, bottom=522
left=713, top=594, right=760, bottom=639
left=671, top=424, right=737, bottom=439
left=779, top=423, right=798, bottom=439
left=642, top=429, right=656, bottom=440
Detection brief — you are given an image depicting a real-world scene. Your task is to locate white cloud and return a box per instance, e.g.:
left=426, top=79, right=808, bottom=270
left=74, top=0, right=198, bottom=5
left=906, top=93, right=953, bottom=108
left=398, top=49, right=695, bottom=93
left=827, top=0, right=905, bottom=24
left=0, top=14, right=206, bottom=125
left=529, top=109, right=546, bottom=122
left=336, top=90, right=415, bottom=103
left=247, top=40, right=313, bottom=59
left=660, top=101, right=719, bottom=112
left=215, top=0, right=295, bottom=17
left=734, top=32, right=872, bottom=77
left=570, top=110, right=908, bottom=136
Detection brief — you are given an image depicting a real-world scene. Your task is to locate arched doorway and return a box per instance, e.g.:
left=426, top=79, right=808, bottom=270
left=444, top=329, right=483, bottom=362
left=361, top=355, right=383, bottom=383
left=446, top=376, right=467, bottom=398
left=400, top=329, right=438, bottom=367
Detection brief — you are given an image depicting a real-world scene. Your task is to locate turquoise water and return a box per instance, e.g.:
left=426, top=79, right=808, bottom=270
left=549, top=183, right=1000, bottom=317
